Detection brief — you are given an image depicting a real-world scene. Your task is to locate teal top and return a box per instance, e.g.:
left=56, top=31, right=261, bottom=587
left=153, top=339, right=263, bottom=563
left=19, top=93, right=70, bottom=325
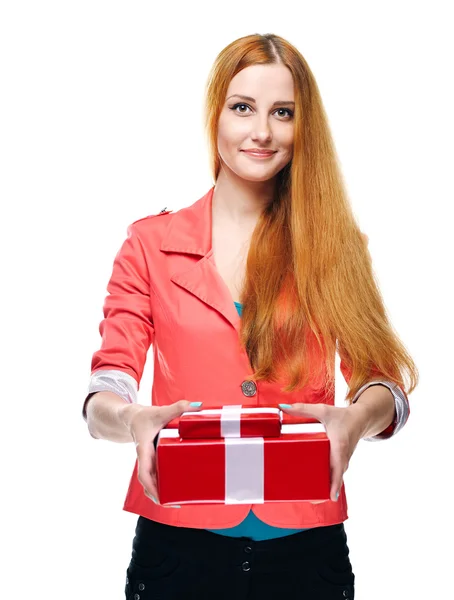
left=205, top=300, right=309, bottom=540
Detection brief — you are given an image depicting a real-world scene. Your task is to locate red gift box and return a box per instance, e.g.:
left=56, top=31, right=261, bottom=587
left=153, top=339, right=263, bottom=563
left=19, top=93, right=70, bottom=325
left=166, top=406, right=319, bottom=432
left=156, top=421, right=330, bottom=505
left=177, top=405, right=282, bottom=439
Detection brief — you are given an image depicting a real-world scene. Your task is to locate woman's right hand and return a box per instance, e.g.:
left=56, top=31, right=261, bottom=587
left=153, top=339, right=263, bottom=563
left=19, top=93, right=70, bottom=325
left=120, top=400, right=203, bottom=505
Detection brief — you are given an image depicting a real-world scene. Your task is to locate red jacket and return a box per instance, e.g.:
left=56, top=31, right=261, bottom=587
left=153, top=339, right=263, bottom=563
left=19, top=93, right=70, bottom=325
left=83, top=186, right=409, bottom=529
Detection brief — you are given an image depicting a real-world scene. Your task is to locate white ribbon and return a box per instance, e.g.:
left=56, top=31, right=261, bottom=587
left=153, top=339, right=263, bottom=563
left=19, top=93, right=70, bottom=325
left=225, top=437, right=265, bottom=504
left=281, top=423, right=325, bottom=434
left=220, top=404, right=242, bottom=437
left=159, top=429, right=180, bottom=439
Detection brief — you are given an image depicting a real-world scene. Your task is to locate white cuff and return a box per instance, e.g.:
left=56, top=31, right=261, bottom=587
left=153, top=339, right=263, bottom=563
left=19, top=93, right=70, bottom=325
left=352, top=380, right=409, bottom=441
left=86, top=368, right=138, bottom=403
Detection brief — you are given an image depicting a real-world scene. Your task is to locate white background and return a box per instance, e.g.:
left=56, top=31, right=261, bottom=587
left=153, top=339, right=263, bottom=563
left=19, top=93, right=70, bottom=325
left=1, top=1, right=452, bottom=598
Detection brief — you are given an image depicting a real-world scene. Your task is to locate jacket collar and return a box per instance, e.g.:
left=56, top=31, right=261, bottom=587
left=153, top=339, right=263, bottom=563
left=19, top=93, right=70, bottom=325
left=160, top=185, right=241, bottom=332
left=160, top=186, right=213, bottom=256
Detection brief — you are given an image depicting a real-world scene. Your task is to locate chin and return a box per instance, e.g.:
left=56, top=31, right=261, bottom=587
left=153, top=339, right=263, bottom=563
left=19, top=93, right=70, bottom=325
left=236, top=165, right=282, bottom=182
left=235, top=171, right=275, bottom=183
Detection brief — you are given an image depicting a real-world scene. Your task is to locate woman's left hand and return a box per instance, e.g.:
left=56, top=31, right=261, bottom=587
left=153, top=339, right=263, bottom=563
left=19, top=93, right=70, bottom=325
left=278, top=402, right=364, bottom=502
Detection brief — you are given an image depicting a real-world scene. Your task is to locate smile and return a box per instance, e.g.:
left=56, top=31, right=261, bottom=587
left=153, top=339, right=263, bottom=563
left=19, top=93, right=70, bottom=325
left=241, top=150, right=276, bottom=158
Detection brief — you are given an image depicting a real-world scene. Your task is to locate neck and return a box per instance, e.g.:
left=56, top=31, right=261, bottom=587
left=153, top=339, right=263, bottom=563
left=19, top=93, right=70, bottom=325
left=212, top=165, right=275, bottom=226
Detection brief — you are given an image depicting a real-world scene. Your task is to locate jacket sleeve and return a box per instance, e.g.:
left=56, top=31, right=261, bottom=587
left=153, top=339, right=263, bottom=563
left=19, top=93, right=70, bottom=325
left=339, top=359, right=410, bottom=442
left=82, top=223, right=155, bottom=421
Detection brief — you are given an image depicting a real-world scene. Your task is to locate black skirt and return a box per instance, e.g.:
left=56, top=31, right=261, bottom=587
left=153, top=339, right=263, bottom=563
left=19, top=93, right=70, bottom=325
left=124, top=515, right=355, bottom=599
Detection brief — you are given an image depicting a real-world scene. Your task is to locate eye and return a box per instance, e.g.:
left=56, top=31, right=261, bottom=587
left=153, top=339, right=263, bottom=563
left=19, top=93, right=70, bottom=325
left=230, top=103, right=252, bottom=114
left=275, top=108, right=294, bottom=118
left=229, top=103, right=293, bottom=119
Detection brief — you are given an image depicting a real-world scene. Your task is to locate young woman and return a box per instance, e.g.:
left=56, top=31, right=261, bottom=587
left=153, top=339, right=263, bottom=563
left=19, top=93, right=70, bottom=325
left=83, top=33, right=418, bottom=599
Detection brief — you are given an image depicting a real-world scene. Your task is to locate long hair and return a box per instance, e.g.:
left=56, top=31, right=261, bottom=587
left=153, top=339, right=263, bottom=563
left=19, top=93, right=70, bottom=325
left=204, top=33, right=419, bottom=401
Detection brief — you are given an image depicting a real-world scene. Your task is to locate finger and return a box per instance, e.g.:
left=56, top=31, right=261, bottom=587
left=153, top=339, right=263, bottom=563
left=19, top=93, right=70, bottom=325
left=329, top=451, right=344, bottom=502
left=157, top=400, right=204, bottom=427
left=149, top=453, right=159, bottom=501
left=148, top=454, right=181, bottom=508
left=136, top=441, right=160, bottom=502
left=278, top=402, right=326, bottom=420
left=142, top=432, right=182, bottom=508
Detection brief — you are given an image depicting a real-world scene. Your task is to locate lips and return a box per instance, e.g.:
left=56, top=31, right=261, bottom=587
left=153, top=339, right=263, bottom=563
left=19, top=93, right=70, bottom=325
left=241, top=150, right=276, bottom=156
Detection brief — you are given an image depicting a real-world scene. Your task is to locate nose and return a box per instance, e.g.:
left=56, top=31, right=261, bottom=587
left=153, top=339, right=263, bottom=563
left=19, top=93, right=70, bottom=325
left=250, top=115, right=272, bottom=144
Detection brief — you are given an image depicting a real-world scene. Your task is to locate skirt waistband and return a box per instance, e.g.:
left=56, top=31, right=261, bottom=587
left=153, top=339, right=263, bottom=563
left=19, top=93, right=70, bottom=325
left=133, top=516, right=347, bottom=567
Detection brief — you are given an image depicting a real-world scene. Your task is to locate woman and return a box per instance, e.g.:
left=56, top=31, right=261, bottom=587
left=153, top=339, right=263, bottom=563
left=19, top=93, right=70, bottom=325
left=83, top=33, right=418, bottom=599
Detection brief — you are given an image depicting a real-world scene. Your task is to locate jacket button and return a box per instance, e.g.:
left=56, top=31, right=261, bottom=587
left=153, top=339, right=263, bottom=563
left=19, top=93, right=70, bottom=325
left=242, top=561, right=251, bottom=571
left=138, top=583, right=145, bottom=590
left=244, top=545, right=252, bottom=553
left=241, top=380, right=257, bottom=396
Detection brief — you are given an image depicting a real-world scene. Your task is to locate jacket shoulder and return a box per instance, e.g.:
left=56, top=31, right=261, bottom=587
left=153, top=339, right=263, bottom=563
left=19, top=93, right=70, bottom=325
left=132, top=208, right=173, bottom=226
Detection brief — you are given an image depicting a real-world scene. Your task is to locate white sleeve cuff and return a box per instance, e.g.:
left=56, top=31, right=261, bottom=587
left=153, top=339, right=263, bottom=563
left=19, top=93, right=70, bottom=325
left=82, top=369, right=138, bottom=420
left=351, top=380, right=409, bottom=441
left=87, top=368, right=138, bottom=403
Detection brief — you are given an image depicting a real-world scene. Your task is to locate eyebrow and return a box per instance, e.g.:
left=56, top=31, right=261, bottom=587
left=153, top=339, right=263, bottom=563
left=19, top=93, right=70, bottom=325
left=226, top=94, right=295, bottom=107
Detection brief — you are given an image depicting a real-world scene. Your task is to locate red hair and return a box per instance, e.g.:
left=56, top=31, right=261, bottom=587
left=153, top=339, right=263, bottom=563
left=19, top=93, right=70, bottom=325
left=204, top=33, right=418, bottom=400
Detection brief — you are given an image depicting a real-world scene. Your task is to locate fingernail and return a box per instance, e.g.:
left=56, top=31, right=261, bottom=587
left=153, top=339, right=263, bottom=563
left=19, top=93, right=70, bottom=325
left=150, top=495, right=158, bottom=504
left=335, top=491, right=339, bottom=501
left=190, top=402, right=203, bottom=407
left=169, top=505, right=181, bottom=508
left=279, top=404, right=292, bottom=409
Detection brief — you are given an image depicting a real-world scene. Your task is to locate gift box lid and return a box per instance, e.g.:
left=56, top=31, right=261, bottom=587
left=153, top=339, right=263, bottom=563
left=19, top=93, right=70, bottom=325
left=166, top=405, right=321, bottom=432
left=177, top=405, right=282, bottom=439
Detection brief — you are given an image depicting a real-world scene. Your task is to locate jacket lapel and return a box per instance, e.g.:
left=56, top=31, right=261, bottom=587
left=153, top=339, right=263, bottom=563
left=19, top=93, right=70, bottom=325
left=160, top=186, right=241, bottom=332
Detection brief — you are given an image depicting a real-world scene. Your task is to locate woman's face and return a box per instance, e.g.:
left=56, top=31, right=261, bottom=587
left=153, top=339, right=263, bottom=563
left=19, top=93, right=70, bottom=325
left=217, top=64, right=295, bottom=183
